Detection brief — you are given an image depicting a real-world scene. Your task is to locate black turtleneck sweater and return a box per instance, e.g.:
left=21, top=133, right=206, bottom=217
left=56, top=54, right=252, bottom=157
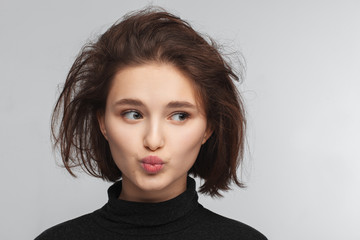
left=35, top=178, right=267, bottom=240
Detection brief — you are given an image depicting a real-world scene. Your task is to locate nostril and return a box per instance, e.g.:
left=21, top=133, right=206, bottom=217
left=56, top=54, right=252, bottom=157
left=143, top=135, right=165, bottom=151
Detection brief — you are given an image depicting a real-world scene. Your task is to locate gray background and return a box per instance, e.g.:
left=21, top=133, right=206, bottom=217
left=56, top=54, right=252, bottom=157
left=1, top=0, right=359, bottom=239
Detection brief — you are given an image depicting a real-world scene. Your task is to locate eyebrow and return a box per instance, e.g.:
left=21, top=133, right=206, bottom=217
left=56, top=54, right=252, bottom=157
left=114, top=98, right=197, bottom=110
left=114, top=98, right=144, bottom=107
left=166, top=101, right=197, bottom=109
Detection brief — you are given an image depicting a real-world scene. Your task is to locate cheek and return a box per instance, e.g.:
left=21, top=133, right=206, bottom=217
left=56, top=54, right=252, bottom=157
left=170, top=120, right=206, bottom=158
left=105, top=119, right=140, bottom=161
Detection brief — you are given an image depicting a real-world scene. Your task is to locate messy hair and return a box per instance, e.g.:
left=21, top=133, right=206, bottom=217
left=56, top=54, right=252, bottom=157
left=51, top=7, right=246, bottom=196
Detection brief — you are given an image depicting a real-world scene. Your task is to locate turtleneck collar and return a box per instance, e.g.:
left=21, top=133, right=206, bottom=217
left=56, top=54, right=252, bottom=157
left=93, top=177, right=200, bottom=235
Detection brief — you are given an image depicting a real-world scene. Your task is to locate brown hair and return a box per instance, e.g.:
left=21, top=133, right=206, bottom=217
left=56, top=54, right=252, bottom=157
left=51, top=7, right=246, bottom=197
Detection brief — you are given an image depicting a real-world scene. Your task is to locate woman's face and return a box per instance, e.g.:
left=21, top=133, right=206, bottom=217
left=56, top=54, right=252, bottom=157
left=98, top=63, right=212, bottom=202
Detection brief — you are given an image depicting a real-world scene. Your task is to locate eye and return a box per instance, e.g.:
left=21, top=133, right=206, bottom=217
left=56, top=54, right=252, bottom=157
left=122, top=110, right=143, bottom=120
left=170, top=112, right=190, bottom=122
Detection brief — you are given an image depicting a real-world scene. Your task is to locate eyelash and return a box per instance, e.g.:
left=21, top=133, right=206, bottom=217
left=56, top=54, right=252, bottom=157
left=121, top=110, right=143, bottom=120
left=170, top=112, right=190, bottom=122
left=120, top=110, right=190, bottom=122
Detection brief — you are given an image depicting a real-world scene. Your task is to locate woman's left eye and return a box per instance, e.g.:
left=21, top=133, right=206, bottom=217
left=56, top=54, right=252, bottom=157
left=170, top=112, right=190, bottom=122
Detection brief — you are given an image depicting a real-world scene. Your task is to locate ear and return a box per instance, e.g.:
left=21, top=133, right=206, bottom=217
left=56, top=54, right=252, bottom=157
left=201, top=127, right=214, bottom=145
left=97, top=111, right=108, bottom=140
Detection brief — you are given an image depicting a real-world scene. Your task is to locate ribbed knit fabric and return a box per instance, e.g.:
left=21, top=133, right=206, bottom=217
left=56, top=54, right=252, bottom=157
left=35, top=177, right=267, bottom=240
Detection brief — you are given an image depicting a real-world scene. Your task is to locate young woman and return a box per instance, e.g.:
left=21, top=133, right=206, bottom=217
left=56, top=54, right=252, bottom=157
left=36, top=7, right=267, bottom=240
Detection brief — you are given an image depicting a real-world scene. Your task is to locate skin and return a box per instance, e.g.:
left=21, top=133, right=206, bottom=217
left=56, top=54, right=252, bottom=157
left=98, top=63, right=212, bottom=203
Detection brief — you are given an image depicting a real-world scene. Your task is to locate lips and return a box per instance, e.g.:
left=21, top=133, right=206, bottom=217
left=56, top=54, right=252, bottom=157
left=141, top=156, right=164, bottom=174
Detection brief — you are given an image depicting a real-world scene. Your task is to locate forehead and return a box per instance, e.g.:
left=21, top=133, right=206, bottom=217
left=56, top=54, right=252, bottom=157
left=107, top=63, right=202, bottom=108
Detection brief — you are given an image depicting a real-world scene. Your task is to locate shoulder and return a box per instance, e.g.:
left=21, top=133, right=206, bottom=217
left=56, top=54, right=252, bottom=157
left=192, top=205, right=267, bottom=240
left=35, top=212, right=97, bottom=240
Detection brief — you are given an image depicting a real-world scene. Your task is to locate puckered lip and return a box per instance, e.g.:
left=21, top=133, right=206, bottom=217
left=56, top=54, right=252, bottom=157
left=141, top=155, right=164, bottom=165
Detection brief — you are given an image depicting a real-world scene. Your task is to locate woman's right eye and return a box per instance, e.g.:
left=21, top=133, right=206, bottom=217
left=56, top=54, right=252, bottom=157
left=122, top=110, right=143, bottom=120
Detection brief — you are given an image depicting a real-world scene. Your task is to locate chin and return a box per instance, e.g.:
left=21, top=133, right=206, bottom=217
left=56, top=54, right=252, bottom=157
left=136, top=174, right=169, bottom=191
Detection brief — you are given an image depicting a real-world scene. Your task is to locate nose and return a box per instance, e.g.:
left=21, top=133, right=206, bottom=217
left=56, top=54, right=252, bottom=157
left=143, top=119, right=164, bottom=151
